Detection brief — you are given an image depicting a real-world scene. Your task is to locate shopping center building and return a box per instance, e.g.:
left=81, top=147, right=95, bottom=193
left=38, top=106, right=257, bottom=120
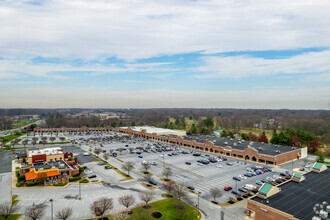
left=247, top=163, right=329, bottom=220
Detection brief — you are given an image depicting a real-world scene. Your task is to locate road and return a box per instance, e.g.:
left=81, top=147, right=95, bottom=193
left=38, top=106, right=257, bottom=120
left=0, top=120, right=44, bottom=137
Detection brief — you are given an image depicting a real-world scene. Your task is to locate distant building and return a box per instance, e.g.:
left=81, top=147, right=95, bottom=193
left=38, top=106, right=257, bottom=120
left=213, top=130, right=223, bottom=137
left=121, top=126, right=187, bottom=136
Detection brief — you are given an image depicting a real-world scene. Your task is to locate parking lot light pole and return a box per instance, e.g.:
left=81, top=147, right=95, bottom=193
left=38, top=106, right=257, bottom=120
left=49, top=199, right=53, bottom=220
left=79, top=176, right=81, bottom=199
left=235, top=180, right=238, bottom=191
left=197, top=191, right=201, bottom=211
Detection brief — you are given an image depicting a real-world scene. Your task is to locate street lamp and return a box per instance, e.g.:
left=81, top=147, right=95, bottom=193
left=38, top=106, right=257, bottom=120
left=197, top=191, right=201, bottom=211
left=235, top=180, right=238, bottom=191
left=49, top=199, right=54, bottom=220
left=79, top=176, right=81, bottom=199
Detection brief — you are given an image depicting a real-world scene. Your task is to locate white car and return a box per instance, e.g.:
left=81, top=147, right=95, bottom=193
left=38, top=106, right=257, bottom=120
left=239, top=175, right=247, bottom=180
left=216, top=165, right=222, bottom=168
left=197, top=163, right=203, bottom=166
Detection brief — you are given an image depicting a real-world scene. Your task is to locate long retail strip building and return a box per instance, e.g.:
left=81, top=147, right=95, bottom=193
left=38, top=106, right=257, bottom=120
left=34, top=126, right=307, bottom=165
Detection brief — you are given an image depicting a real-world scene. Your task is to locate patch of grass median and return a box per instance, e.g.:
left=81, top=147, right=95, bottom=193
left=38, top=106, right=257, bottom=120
left=141, top=182, right=157, bottom=190
left=128, top=198, right=200, bottom=220
left=0, top=214, right=22, bottom=220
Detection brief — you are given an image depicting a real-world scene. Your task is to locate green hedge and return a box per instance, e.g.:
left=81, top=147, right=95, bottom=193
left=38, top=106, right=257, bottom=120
left=26, top=181, right=43, bottom=187
left=17, top=175, right=25, bottom=182
left=54, top=182, right=67, bottom=186
left=80, top=179, right=89, bottom=183
left=69, top=176, right=80, bottom=182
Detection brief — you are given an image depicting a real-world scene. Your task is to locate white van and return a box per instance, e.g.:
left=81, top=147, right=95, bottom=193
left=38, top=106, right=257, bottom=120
left=83, top=152, right=90, bottom=156
left=243, top=184, right=256, bottom=191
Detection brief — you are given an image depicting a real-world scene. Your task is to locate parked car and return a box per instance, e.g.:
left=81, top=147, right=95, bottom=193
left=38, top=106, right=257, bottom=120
left=233, top=176, right=241, bottom=181
left=149, top=179, right=157, bottom=186
left=256, top=180, right=263, bottom=186
left=224, top=186, right=232, bottom=191
left=216, top=165, right=222, bottom=168
left=231, top=190, right=241, bottom=196
left=88, top=174, right=97, bottom=178
left=150, top=161, right=156, bottom=165
left=83, top=152, right=90, bottom=156
left=97, top=162, right=106, bottom=165
left=187, top=186, right=195, bottom=190
left=138, top=155, right=143, bottom=158
left=185, top=162, right=192, bottom=165
left=238, top=188, right=247, bottom=193
left=244, top=173, right=252, bottom=177
left=226, top=162, right=234, bottom=166
left=104, top=165, right=112, bottom=169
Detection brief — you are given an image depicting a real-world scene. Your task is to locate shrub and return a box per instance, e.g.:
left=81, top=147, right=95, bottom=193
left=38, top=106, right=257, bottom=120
left=17, top=175, right=26, bottom=182
left=69, top=176, right=80, bottom=182
left=79, top=166, right=84, bottom=174
left=15, top=171, right=19, bottom=178
left=16, top=182, right=21, bottom=187
left=26, top=181, right=43, bottom=187
left=80, top=179, right=89, bottom=183
left=54, top=182, right=67, bottom=186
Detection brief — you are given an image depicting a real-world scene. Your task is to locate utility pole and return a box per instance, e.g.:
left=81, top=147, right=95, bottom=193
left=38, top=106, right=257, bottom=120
left=49, top=199, right=53, bottom=220
left=197, top=192, right=201, bottom=211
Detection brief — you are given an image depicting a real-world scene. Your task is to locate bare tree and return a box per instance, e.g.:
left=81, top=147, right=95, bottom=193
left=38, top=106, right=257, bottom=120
left=142, top=163, right=151, bottom=174
left=41, top=137, right=47, bottom=142
left=94, top=148, right=102, bottom=157
left=103, top=153, right=109, bottom=162
left=128, top=147, right=134, bottom=154
left=209, top=187, right=222, bottom=203
left=32, top=137, right=38, bottom=142
left=59, top=137, right=66, bottom=142
left=49, top=137, right=56, bottom=143
left=162, top=180, right=176, bottom=196
left=121, top=162, right=134, bottom=176
left=162, top=167, right=173, bottom=181
left=112, top=210, right=129, bottom=220
left=173, top=182, right=187, bottom=204
left=22, top=139, right=29, bottom=147
left=118, top=195, right=135, bottom=209
left=55, top=207, right=73, bottom=220
left=139, top=191, right=155, bottom=207
left=42, top=140, right=47, bottom=147
left=32, top=140, right=37, bottom=147
left=0, top=201, right=20, bottom=220
left=88, top=147, right=92, bottom=153
left=70, top=139, right=75, bottom=146
left=143, top=174, right=153, bottom=183
left=24, top=204, right=46, bottom=220
left=90, top=197, right=113, bottom=219
left=117, top=148, right=124, bottom=154
left=109, top=149, right=114, bottom=154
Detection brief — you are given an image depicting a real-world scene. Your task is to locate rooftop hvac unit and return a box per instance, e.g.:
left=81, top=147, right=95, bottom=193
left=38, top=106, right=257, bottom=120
left=312, top=217, right=321, bottom=220
left=39, top=168, right=44, bottom=171
left=258, top=147, right=262, bottom=150
left=276, top=150, right=281, bottom=153
left=224, top=142, right=228, bottom=145
left=233, top=143, right=237, bottom=146
left=59, top=164, right=65, bottom=169
left=230, top=138, right=233, bottom=141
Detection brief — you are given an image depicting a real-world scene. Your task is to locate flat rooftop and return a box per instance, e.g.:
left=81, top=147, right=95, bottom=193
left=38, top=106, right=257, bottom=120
left=183, top=135, right=298, bottom=156
left=251, top=169, right=330, bottom=220
left=33, top=160, right=71, bottom=171
left=122, top=126, right=186, bottom=135
left=28, top=147, right=63, bottom=157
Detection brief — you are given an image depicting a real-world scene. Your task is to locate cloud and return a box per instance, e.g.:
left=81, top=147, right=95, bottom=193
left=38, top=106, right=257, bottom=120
left=1, top=0, right=330, bottom=60
left=194, top=50, right=330, bottom=78
left=1, top=86, right=329, bottom=109
left=152, top=73, right=172, bottom=80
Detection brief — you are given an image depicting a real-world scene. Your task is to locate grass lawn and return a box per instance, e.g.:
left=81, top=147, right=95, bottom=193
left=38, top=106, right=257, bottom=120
left=128, top=198, right=200, bottom=220
left=85, top=198, right=200, bottom=220
left=2, top=132, right=26, bottom=144
left=237, top=127, right=273, bottom=139
left=0, top=214, right=22, bottom=220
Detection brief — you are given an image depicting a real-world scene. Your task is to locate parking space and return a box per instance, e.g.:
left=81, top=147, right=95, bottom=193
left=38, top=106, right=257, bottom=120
left=0, top=151, right=12, bottom=173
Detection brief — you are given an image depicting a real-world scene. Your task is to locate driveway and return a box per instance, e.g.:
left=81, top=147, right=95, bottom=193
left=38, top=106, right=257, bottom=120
left=0, top=151, right=12, bottom=173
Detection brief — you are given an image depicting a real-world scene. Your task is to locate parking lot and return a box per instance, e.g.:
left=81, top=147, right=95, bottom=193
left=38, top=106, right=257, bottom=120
left=61, top=146, right=95, bottom=164
left=0, top=151, right=12, bottom=173
left=74, top=137, right=286, bottom=204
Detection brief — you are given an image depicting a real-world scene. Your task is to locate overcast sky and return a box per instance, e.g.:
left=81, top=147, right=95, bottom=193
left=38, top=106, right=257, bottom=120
left=1, top=0, right=330, bottom=109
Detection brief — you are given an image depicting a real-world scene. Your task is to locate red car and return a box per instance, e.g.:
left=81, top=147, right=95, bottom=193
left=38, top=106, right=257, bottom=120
left=224, top=186, right=232, bottom=191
